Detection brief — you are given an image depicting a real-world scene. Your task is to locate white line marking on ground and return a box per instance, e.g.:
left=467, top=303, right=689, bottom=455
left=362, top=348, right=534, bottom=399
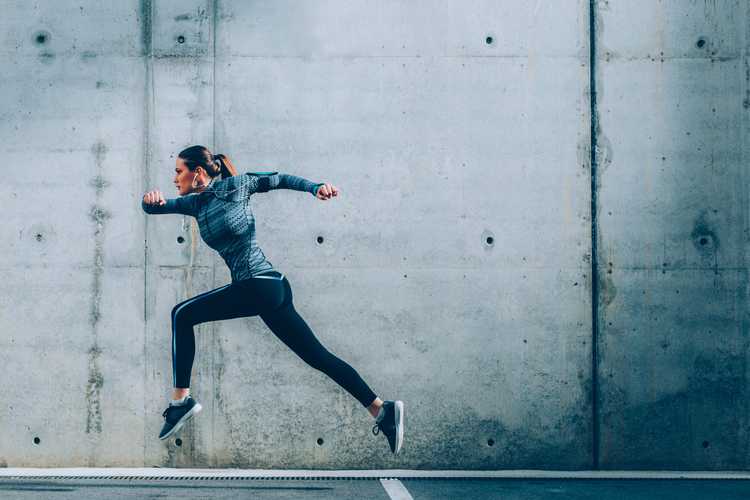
left=380, top=478, right=414, bottom=500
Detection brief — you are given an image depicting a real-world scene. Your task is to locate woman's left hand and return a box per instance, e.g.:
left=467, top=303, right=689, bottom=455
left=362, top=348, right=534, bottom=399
left=316, top=183, right=339, bottom=200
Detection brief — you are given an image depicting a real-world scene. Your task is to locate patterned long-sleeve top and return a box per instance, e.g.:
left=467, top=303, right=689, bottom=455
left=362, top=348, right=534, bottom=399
left=142, top=171, right=324, bottom=282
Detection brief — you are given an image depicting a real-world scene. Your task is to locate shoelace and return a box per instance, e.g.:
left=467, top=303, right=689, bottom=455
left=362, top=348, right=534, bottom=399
left=372, top=415, right=389, bottom=436
left=372, top=406, right=389, bottom=435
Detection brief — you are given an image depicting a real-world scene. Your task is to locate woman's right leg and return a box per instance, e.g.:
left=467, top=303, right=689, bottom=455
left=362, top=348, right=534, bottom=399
left=170, top=279, right=284, bottom=389
left=160, top=278, right=286, bottom=440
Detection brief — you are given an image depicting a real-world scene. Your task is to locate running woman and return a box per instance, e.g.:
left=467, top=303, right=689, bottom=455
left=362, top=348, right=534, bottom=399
left=141, top=145, right=404, bottom=454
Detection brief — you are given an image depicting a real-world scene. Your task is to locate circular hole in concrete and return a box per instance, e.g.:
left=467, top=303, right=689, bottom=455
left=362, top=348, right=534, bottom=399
left=316, top=437, right=324, bottom=446
left=33, top=437, right=40, bottom=445
left=316, top=236, right=324, bottom=244
left=482, top=231, right=495, bottom=247
left=696, top=37, right=706, bottom=49
left=485, top=36, right=493, bottom=45
left=175, top=438, right=183, bottom=447
left=34, top=31, right=50, bottom=45
left=487, top=438, right=495, bottom=446
left=177, top=236, right=185, bottom=244
left=702, top=440, right=709, bottom=448
left=177, top=35, right=185, bottom=44
left=699, top=237, right=708, bottom=245
left=35, top=233, right=43, bottom=242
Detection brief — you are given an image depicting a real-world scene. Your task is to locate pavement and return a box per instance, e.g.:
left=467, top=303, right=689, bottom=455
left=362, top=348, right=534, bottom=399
left=1, top=469, right=750, bottom=499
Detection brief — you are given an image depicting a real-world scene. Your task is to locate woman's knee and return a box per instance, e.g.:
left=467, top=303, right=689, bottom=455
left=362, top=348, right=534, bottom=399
left=171, top=306, right=196, bottom=329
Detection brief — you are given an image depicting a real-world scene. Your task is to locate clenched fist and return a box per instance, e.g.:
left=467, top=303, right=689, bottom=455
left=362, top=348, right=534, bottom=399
left=315, top=183, right=339, bottom=200
left=143, top=189, right=166, bottom=206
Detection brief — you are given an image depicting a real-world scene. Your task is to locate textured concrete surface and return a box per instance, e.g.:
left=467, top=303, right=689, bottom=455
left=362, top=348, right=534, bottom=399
left=594, top=0, right=750, bottom=469
left=0, top=0, right=746, bottom=470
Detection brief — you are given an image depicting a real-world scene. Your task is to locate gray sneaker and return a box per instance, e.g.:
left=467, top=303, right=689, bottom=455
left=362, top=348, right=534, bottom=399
left=158, top=397, right=202, bottom=440
left=372, top=400, right=404, bottom=454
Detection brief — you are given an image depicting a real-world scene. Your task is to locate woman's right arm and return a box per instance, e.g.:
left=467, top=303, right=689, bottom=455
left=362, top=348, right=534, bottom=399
left=141, top=189, right=198, bottom=216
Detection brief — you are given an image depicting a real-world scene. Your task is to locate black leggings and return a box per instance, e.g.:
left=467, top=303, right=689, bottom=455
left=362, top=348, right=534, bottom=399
left=170, top=270, right=378, bottom=408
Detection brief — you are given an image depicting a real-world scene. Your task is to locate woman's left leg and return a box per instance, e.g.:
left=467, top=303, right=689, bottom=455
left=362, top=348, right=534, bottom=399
left=259, top=277, right=379, bottom=409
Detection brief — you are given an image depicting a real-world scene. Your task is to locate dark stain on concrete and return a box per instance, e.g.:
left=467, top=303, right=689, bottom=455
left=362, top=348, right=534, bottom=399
left=86, top=142, right=110, bottom=436
left=690, top=211, right=719, bottom=254
left=85, top=345, right=104, bottom=434
left=38, top=51, right=55, bottom=64
left=89, top=175, right=111, bottom=192
left=595, top=133, right=613, bottom=173
left=417, top=406, right=589, bottom=468
left=744, top=58, right=750, bottom=109
left=89, top=206, right=111, bottom=231
left=602, top=351, right=747, bottom=468
left=91, top=142, right=107, bottom=168
left=195, top=7, right=209, bottom=25
left=139, top=0, right=153, bottom=56
left=599, top=273, right=617, bottom=309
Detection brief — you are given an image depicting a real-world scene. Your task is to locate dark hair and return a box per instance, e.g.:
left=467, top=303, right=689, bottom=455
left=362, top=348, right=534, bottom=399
left=177, top=145, right=237, bottom=180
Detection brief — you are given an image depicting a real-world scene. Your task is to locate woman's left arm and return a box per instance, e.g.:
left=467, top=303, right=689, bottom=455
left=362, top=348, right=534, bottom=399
left=277, top=173, right=323, bottom=196
left=245, top=171, right=327, bottom=197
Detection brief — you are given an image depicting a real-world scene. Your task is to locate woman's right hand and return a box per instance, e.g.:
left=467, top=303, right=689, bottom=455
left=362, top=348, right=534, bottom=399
left=143, top=189, right=166, bottom=206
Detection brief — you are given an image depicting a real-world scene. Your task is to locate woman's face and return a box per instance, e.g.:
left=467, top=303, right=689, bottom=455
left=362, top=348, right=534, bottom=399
left=174, top=157, right=206, bottom=196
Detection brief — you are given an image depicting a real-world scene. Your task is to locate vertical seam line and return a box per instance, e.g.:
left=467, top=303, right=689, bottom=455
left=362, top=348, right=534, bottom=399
left=589, top=0, right=600, bottom=470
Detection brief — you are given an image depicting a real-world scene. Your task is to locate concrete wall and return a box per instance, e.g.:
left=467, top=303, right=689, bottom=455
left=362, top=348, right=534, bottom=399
left=0, top=0, right=744, bottom=470
left=595, top=0, right=750, bottom=468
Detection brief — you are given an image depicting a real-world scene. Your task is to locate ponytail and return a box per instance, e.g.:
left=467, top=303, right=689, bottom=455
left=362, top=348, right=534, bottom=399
left=213, top=153, right=237, bottom=179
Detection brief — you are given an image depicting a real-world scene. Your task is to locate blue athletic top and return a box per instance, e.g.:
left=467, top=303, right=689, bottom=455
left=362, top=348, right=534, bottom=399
left=141, top=171, right=324, bottom=282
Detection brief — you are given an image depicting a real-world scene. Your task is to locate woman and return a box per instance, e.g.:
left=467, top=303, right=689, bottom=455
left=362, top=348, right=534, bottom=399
left=141, top=145, right=404, bottom=454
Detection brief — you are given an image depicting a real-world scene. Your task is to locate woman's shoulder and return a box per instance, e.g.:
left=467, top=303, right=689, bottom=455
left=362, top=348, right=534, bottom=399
left=203, top=172, right=281, bottom=200
left=238, top=171, right=279, bottom=190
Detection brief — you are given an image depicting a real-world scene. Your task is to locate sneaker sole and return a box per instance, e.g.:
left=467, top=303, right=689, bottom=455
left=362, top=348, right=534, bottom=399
left=394, top=400, right=404, bottom=454
left=159, top=403, right=203, bottom=441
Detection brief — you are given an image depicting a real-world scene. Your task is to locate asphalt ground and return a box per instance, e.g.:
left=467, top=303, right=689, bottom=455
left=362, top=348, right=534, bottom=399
left=1, top=470, right=749, bottom=499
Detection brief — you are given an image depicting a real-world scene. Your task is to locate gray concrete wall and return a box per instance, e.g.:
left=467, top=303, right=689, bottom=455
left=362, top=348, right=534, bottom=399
left=0, top=0, right=744, bottom=470
left=595, top=0, right=750, bottom=468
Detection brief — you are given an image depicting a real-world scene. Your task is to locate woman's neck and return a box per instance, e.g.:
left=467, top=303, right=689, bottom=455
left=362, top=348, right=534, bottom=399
left=194, top=176, right=218, bottom=193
